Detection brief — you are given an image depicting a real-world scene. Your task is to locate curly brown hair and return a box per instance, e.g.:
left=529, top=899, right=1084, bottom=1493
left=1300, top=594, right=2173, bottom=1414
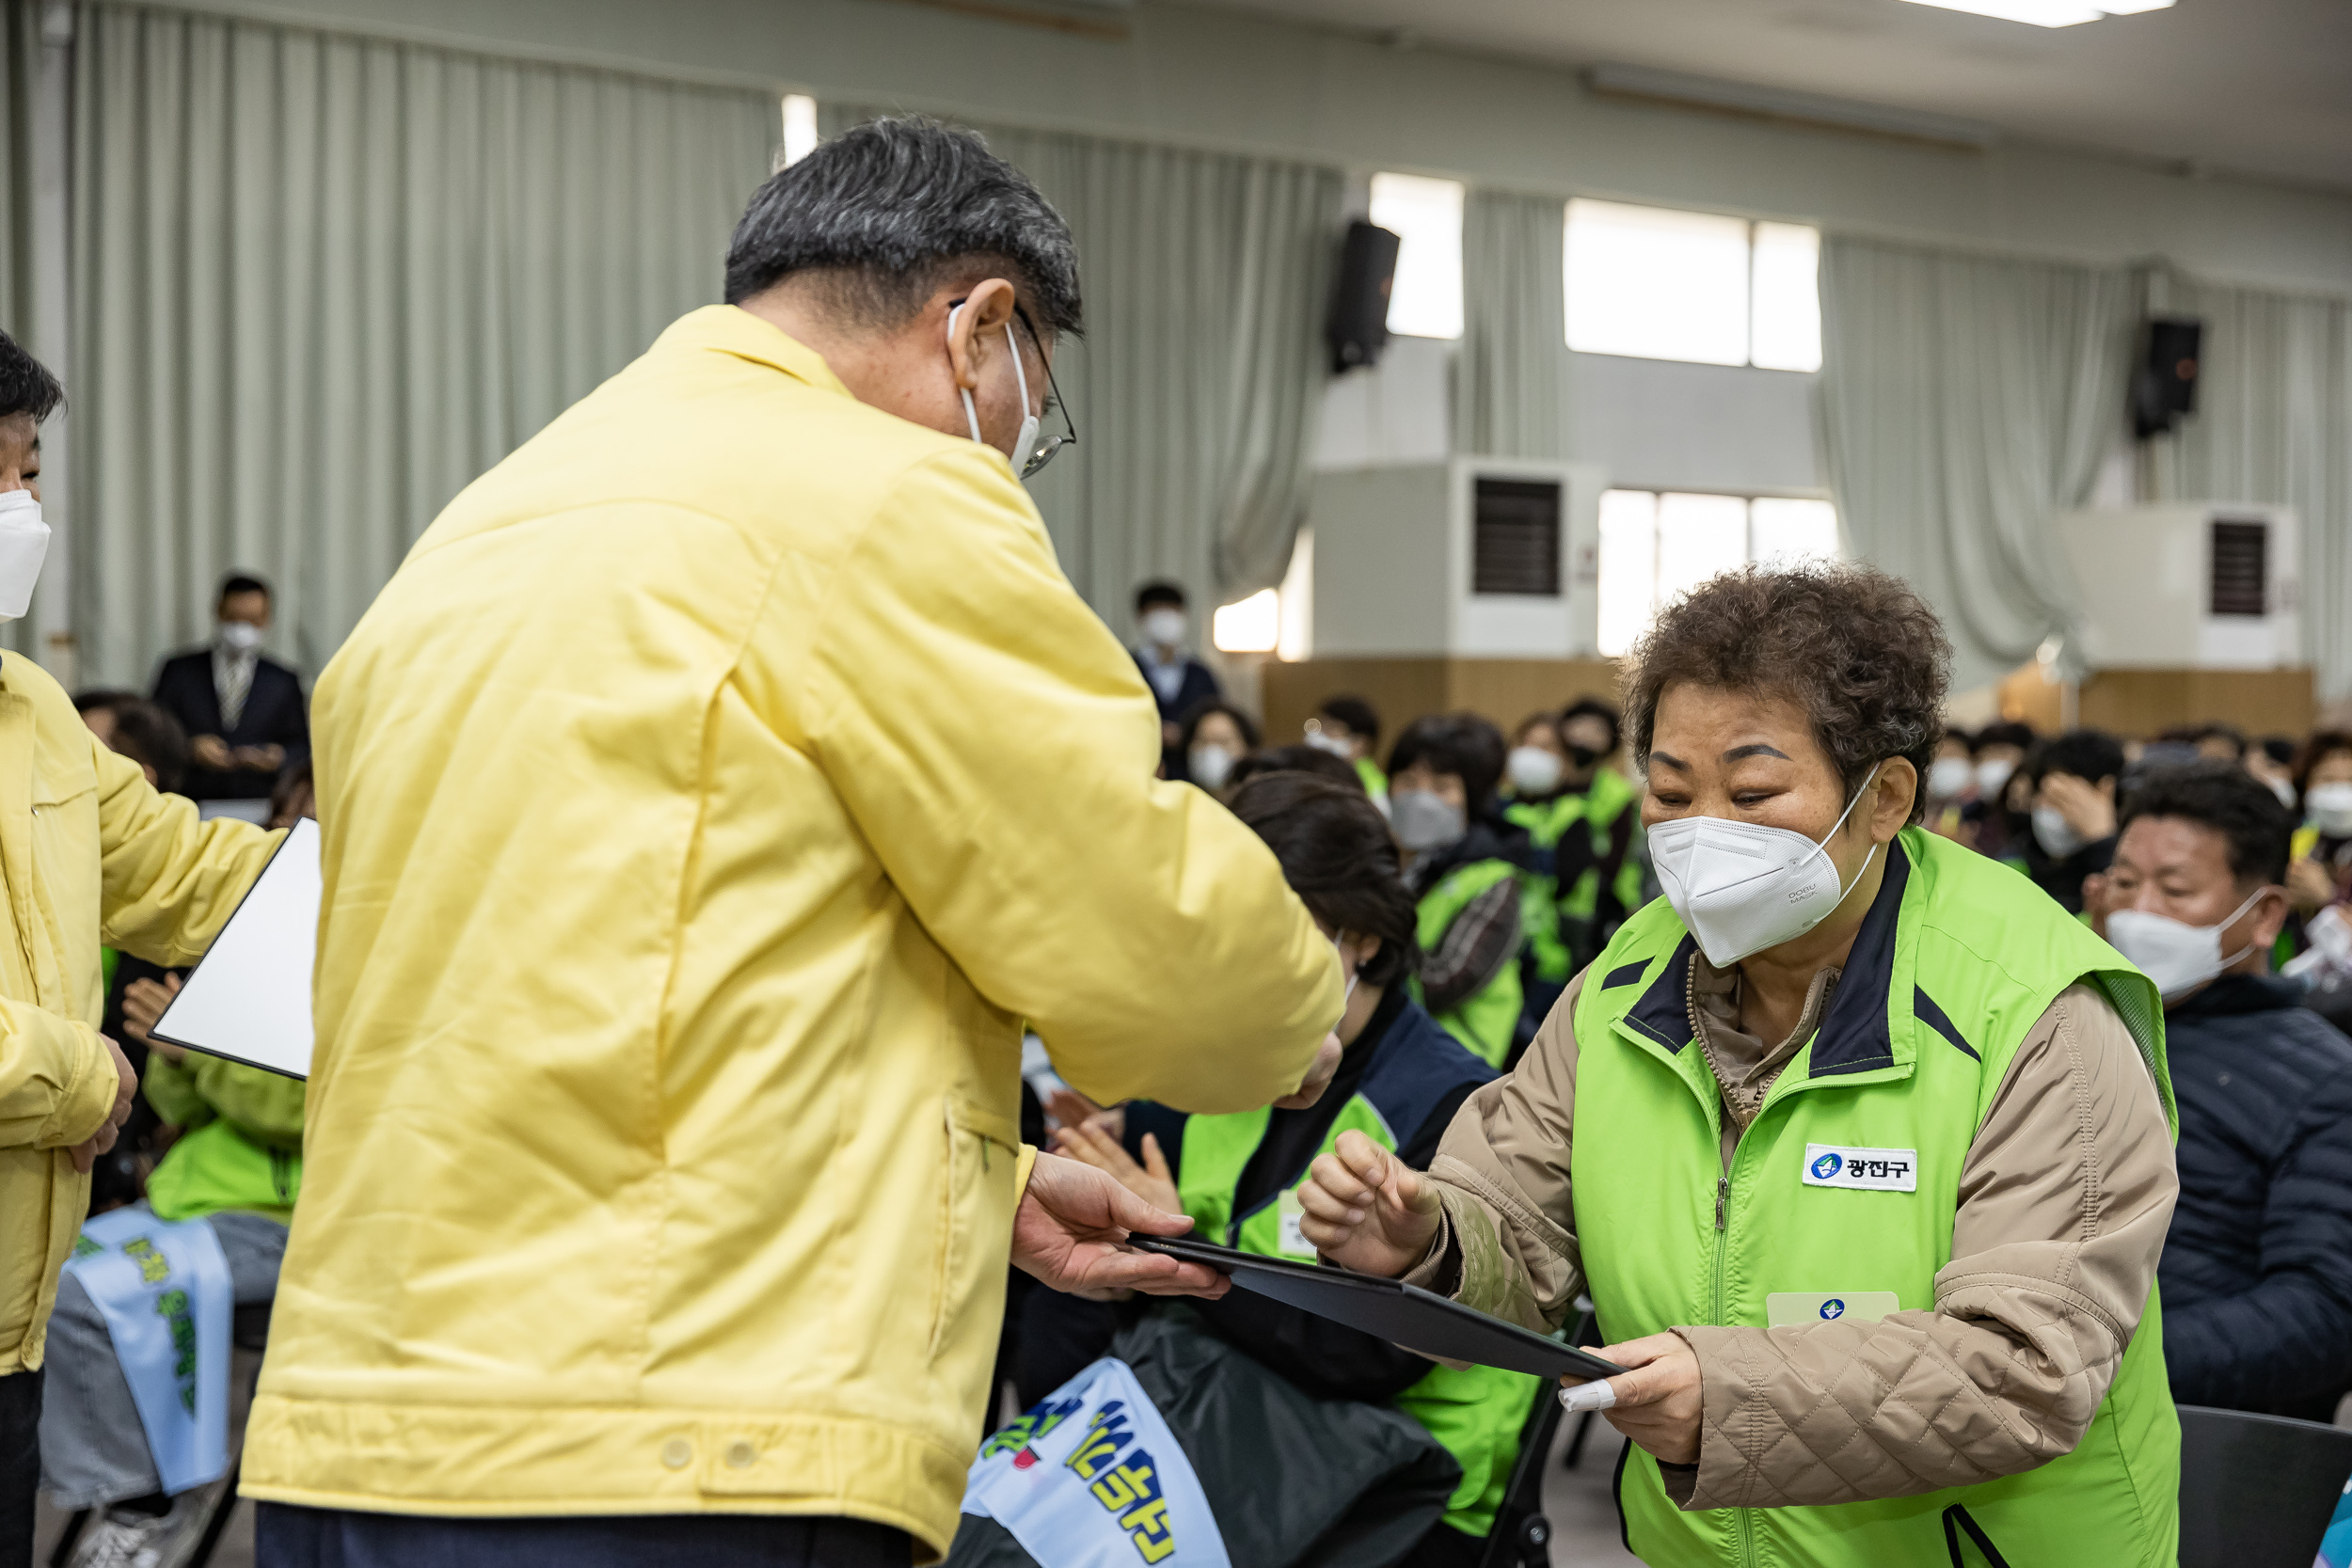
left=1623, top=563, right=1951, bottom=824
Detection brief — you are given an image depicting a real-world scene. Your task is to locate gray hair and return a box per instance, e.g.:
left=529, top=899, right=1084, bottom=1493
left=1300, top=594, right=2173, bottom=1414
left=723, top=116, right=1082, bottom=336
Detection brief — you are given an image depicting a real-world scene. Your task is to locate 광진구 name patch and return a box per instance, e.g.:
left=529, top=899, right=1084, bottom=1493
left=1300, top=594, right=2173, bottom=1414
left=1801, top=1143, right=1917, bottom=1193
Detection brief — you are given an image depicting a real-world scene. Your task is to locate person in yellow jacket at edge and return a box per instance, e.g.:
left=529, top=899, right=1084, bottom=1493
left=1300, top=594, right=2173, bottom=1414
left=240, top=119, right=1345, bottom=1568
left=0, top=330, right=284, bottom=1568
left=1302, top=564, right=2183, bottom=1568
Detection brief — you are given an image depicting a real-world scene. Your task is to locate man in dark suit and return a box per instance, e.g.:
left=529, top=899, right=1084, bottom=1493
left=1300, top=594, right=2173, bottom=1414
left=1129, top=579, right=1221, bottom=773
left=150, top=573, right=308, bottom=808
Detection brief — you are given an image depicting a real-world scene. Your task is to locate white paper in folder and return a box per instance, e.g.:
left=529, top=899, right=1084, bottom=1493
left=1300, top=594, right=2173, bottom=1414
left=147, top=816, right=320, bottom=1080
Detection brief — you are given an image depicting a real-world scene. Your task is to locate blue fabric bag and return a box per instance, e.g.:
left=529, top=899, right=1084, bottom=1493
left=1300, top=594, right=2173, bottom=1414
left=61, top=1206, right=233, bottom=1495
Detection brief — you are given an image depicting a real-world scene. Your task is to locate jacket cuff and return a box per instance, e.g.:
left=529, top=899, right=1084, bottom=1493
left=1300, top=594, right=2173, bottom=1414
left=1672, top=1323, right=1764, bottom=1511
left=1398, top=1195, right=1464, bottom=1296
left=1013, top=1142, right=1039, bottom=1204
left=36, top=1023, right=118, bottom=1149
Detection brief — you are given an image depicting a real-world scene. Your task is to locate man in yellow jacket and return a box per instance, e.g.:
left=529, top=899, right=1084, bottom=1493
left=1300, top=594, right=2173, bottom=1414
left=244, top=119, right=1343, bottom=1566
left=0, top=331, right=282, bottom=1568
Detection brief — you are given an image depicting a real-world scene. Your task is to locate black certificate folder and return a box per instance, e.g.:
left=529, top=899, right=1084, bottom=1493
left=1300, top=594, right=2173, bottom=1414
left=1126, top=1233, right=1625, bottom=1382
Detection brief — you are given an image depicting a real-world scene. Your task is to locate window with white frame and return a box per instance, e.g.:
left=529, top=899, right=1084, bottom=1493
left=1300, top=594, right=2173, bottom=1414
left=1565, top=199, right=1821, bottom=372
left=1596, top=490, right=1840, bottom=657
left=1368, top=173, right=1465, bottom=341
left=781, top=95, right=818, bottom=166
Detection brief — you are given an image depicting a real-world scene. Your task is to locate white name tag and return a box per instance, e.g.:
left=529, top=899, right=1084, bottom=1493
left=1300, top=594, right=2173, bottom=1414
left=1802, top=1143, right=1917, bottom=1192
left=1766, top=1291, right=1902, bottom=1328
left=1277, top=1188, right=1316, bottom=1258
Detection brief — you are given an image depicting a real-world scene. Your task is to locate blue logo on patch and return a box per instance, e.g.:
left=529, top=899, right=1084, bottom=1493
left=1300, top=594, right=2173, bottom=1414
left=1820, top=1298, right=1845, bottom=1320
left=1810, top=1151, right=1843, bottom=1180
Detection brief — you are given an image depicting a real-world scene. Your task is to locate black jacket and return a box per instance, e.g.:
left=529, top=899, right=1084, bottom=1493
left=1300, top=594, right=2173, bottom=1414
left=151, top=649, right=310, bottom=800
left=2158, top=972, right=2352, bottom=1420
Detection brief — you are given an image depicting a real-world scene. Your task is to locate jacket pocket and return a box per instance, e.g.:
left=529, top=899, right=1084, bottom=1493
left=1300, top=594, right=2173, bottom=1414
left=930, top=1095, right=1023, bottom=1361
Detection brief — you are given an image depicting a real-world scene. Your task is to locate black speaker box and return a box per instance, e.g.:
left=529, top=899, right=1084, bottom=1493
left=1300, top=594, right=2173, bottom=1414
left=2132, top=316, right=2202, bottom=439
left=1327, top=220, right=1401, bottom=374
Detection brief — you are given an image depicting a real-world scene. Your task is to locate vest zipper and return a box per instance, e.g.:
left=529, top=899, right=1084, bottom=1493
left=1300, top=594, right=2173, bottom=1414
left=1713, top=1178, right=1757, bottom=1567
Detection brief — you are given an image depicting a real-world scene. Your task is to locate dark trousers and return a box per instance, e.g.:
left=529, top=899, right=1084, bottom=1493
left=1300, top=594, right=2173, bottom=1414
left=256, top=1505, right=910, bottom=1567
left=0, top=1370, right=40, bottom=1568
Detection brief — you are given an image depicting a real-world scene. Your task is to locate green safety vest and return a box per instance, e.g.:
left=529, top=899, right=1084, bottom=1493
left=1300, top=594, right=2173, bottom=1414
left=1571, top=827, right=2176, bottom=1568
left=1408, top=858, right=1523, bottom=1069
left=1171, top=1003, right=1541, bottom=1541
left=1505, top=768, right=1645, bottom=985
left=1356, top=756, right=1389, bottom=798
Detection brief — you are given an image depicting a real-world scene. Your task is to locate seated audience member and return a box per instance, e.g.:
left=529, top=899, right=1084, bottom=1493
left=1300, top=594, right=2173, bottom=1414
left=1503, top=699, right=1645, bottom=1030
left=2289, top=731, right=2352, bottom=927
left=2192, top=723, right=2249, bottom=763
left=1056, top=772, right=1536, bottom=1567
left=1173, top=698, right=1259, bottom=794
left=2096, top=761, right=2352, bottom=1420
left=1224, top=742, right=1363, bottom=795
left=1303, top=693, right=1387, bottom=798
left=39, top=770, right=316, bottom=1563
left=1387, top=713, right=1527, bottom=1067
left=1922, top=727, right=1975, bottom=842
left=150, top=572, right=308, bottom=810
left=1130, top=579, right=1220, bottom=766
left=2247, top=735, right=2300, bottom=809
left=2019, top=728, right=2126, bottom=913
left=1963, top=720, right=2034, bottom=861
left=73, top=692, right=190, bottom=796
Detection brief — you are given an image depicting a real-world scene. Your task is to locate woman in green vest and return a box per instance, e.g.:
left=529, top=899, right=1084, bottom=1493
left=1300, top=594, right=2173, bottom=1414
left=1504, top=701, right=1650, bottom=1044
left=1300, top=564, right=2181, bottom=1568
left=1057, top=769, right=1539, bottom=1562
left=1388, top=713, right=1531, bottom=1069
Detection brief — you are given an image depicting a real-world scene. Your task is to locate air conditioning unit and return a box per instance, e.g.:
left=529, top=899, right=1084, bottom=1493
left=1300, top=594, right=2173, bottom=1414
left=2053, top=503, right=2300, bottom=670
left=1306, top=458, right=1609, bottom=657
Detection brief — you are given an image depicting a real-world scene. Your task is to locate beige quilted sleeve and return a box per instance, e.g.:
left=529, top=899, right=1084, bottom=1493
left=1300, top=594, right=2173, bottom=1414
left=1670, top=984, right=2178, bottom=1510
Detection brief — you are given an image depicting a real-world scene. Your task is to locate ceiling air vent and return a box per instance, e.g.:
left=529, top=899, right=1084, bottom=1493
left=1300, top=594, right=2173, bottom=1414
left=1472, top=478, right=1561, bottom=597
left=2209, top=518, right=2267, bottom=617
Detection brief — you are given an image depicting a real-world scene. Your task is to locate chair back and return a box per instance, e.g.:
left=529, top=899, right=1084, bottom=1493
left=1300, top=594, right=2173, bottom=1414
left=2178, top=1403, right=2352, bottom=1568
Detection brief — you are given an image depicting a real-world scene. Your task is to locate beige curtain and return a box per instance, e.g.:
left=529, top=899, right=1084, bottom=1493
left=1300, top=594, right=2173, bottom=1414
left=1820, top=236, right=2138, bottom=692
left=1454, top=189, right=1567, bottom=459
left=824, top=104, right=1343, bottom=626
left=2144, top=273, right=2352, bottom=702
left=68, top=4, right=777, bottom=686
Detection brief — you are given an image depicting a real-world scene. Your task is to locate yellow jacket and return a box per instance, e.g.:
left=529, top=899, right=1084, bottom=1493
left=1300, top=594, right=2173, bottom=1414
left=243, top=306, right=1339, bottom=1556
left=0, top=656, right=279, bottom=1373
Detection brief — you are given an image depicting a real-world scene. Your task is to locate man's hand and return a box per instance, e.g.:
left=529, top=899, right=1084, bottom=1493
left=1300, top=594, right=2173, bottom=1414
left=1053, top=1120, right=1181, bottom=1214
left=1011, top=1151, right=1230, bottom=1299
left=231, top=743, right=285, bottom=772
left=68, top=1035, right=138, bottom=1174
left=2289, top=856, right=2338, bottom=914
left=1272, top=1030, right=1344, bottom=1111
left=2042, top=772, right=2116, bottom=843
left=189, top=735, right=232, bottom=769
left=120, top=974, right=183, bottom=1059
left=1295, top=1128, right=1441, bottom=1276
left=1584, top=1331, right=1703, bottom=1465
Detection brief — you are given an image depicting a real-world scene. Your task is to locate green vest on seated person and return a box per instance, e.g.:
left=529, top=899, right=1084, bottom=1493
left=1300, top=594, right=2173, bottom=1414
left=1408, top=858, right=1523, bottom=1069
left=1173, top=1003, right=1541, bottom=1543
left=1571, top=827, right=2175, bottom=1568
left=1505, top=767, right=1644, bottom=985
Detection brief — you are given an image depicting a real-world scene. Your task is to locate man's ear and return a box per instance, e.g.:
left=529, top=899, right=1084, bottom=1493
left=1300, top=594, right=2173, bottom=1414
left=2251, top=885, right=2292, bottom=947
left=941, top=277, right=1019, bottom=393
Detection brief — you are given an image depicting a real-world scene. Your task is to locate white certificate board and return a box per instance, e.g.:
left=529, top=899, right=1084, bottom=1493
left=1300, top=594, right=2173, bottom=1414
left=148, top=816, right=319, bottom=1080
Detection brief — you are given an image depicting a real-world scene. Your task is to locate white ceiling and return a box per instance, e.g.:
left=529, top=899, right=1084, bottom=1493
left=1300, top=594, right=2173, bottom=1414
left=1181, top=0, right=2352, bottom=190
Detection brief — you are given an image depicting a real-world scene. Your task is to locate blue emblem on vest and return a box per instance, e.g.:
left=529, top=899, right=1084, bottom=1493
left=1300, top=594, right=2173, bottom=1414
left=1810, top=1151, right=1843, bottom=1180
left=1820, top=1298, right=1845, bottom=1320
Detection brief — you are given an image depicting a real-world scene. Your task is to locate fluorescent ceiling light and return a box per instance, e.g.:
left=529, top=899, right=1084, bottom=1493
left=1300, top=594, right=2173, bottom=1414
left=1897, top=0, right=2172, bottom=24
left=1586, top=63, right=1996, bottom=148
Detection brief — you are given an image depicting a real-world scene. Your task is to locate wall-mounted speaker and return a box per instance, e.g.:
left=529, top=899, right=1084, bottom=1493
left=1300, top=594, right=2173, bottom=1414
left=1327, top=220, right=1401, bottom=374
left=2132, top=317, right=2202, bottom=440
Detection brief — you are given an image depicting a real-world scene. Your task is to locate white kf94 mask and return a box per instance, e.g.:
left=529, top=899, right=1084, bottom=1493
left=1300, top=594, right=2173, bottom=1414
left=1648, top=766, right=1883, bottom=968
left=0, top=488, right=50, bottom=622
left=2105, top=887, right=2267, bottom=1003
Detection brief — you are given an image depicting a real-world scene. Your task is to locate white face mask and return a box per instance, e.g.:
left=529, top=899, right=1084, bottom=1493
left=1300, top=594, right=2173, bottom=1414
left=2032, top=804, right=2087, bottom=861
left=1141, top=608, right=1188, bottom=650
left=949, top=306, right=1039, bottom=481
left=218, top=620, right=265, bottom=654
left=1187, top=743, right=1235, bottom=792
left=0, top=487, right=51, bottom=622
left=2267, top=775, right=2300, bottom=810
left=2310, top=782, right=2352, bottom=836
left=1302, top=728, right=1353, bottom=759
left=1927, top=756, right=1974, bottom=801
left=1976, top=757, right=2016, bottom=797
left=1648, top=766, right=1883, bottom=969
left=1506, top=746, right=1565, bottom=799
left=1391, top=789, right=1466, bottom=853
left=2106, top=887, right=2267, bottom=1003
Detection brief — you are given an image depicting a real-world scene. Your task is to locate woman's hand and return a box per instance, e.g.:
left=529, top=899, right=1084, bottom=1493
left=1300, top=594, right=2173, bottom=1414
left=1584, top=1331, right=1703, bottom=1465
left=1053, top=1120, right=1181, bottom=1215
left=1295, top=1129, right=1442, bottom=1276
left=2042, top=772, right=2116, bottom=844
left=1010, top=1151, right=1229, bottom=1299
left=121, top=974, right=183, bottom=1059
left=1042, top=1085, right=1121, bottom=1143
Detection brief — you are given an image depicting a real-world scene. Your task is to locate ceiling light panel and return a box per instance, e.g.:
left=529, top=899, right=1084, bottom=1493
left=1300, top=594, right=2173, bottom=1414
left=1897, top=0, right=2173, bottom=24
